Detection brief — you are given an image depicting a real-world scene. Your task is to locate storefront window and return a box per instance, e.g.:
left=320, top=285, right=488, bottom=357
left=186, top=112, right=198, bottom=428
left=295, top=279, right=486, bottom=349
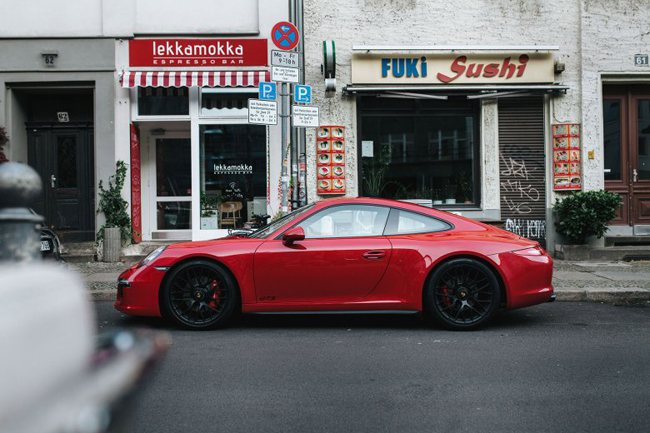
left=138, top=87, right=189, bottom=116
left=199, top=124, right=266, bottom=230
left=201, top=89, right=257, bottom=117
left=359, top=97, right=479, bottom=205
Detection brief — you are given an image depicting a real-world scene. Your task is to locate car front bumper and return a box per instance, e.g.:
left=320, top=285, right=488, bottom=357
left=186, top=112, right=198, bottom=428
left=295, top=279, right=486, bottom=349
left=114, top=263, right=166, bottom=317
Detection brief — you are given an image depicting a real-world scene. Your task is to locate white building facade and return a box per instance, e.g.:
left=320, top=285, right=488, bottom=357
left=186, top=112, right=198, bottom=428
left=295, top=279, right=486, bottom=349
left=302, top=0, right=650, bottom=252
left=0, top=0, right=289, bottom=243
left=2, top=0, right=650, bottom=252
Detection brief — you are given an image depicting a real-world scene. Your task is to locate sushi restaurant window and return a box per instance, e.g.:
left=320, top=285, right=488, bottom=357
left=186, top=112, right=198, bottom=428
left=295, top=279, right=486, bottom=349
left=359, top=97, right=480, bottom=206
left=199, top=124, right=267, bottom=230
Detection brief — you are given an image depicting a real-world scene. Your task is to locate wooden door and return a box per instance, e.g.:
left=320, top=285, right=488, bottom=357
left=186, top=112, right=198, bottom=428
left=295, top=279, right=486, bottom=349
left=604, top=85, right=650, bottom=227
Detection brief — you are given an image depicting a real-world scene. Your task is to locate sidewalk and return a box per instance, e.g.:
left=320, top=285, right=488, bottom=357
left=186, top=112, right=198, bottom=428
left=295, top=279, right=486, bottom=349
left=69, top=260, right=650, bottom=304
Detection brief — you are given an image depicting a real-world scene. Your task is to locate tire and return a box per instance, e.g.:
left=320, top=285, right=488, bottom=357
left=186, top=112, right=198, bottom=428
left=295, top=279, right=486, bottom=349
left=424, top=258, right=501, bottom=331
left=160, top=260, right=240, bottom=330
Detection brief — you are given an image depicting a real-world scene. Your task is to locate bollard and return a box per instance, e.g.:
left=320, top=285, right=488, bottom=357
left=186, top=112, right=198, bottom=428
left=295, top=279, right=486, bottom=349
left=0, top=162, right=44, bottom=262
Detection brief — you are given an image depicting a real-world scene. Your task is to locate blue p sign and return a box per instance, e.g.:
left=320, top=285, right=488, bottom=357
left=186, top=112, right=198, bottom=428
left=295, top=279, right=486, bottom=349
left=259, top=82, right=277, bottom=101
left=295, top=85, right=312, bottom=104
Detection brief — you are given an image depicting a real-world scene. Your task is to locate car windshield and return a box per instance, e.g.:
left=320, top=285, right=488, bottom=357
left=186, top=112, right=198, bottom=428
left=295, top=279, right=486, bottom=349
left=249, top=204, right=315, bottom=239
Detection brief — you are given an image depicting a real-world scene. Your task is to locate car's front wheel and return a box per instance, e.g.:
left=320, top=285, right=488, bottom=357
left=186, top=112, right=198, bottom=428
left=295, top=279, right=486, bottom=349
left=424, top=258, right=501, bottom=330
left=161, top=260, right=239, bottom=330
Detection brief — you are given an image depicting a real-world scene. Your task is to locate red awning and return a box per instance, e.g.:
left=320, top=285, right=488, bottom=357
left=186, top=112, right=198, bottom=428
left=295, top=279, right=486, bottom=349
left=120, top=71, right=270, bottom=88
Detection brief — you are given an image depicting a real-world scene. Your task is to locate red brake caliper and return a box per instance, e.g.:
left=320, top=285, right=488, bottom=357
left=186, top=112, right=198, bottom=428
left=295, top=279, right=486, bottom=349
left=210, top=280, right=221, bottom=308
left=441, top=286, right=452, bottom=308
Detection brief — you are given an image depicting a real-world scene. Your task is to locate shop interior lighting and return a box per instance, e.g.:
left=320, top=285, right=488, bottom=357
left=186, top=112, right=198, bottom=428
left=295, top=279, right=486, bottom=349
left=353, top=45, right=560, bottom=53
left=467, top=91, right=531, bottom=99
left=380, top=91, right=448, bottom=100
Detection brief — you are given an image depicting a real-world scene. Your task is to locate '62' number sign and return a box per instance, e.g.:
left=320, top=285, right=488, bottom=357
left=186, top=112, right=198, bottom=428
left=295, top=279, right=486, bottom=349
left=42, top=53, right=57, bottom=66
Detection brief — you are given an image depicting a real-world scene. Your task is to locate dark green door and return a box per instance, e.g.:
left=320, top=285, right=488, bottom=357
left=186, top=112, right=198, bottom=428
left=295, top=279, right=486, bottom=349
left=27, top=127, right=95, bottom=242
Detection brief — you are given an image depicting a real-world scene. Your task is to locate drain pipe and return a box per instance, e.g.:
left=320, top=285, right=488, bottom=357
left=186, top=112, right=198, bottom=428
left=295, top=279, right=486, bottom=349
left=296, top=0, right=307, bottom=206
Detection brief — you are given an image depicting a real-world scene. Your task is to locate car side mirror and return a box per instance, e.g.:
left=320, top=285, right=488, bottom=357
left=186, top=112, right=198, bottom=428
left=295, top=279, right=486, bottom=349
left=282, top=227, right=305, bottom=246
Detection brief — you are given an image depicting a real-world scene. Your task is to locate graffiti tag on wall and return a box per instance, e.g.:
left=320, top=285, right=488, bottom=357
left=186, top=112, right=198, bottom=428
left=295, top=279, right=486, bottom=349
left=504, top=218, right=546, bottom=240
left=500, top=153, right=541, bottom=215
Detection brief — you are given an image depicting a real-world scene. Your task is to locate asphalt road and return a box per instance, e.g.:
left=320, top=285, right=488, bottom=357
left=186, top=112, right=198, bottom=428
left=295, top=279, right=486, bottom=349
left=95, top=301, right=650, bottom=433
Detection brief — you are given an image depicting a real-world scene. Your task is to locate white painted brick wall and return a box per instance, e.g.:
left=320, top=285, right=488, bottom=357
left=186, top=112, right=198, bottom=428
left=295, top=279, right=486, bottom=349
left=304, top=0, right=583, bottom=207
left=304, top=0, right=650, bottom=222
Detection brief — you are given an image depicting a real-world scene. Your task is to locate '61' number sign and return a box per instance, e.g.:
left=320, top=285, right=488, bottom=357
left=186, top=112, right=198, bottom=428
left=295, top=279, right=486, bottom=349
left=635, top=54, right=649, bottom=67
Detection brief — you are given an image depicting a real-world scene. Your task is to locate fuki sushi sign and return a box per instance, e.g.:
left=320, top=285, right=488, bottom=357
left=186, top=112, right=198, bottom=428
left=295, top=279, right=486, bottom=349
left=352, top=52, right=555, bottom=84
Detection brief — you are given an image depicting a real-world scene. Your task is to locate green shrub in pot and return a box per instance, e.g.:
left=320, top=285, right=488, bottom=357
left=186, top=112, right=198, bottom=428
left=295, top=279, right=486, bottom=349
left=554, top=190, right=622, bottom=245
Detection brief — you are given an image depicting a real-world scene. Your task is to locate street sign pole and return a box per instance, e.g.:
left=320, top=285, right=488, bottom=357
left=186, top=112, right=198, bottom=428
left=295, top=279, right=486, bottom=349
left=271, top=21, right=300, bottom=216
left=280, top=81, right=289, bottom=215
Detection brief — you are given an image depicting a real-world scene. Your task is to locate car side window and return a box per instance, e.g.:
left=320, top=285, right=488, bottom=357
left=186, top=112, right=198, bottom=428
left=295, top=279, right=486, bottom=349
left=297, top=205, right=390, bottom=239
left=384, top=209, right=451, bottom=235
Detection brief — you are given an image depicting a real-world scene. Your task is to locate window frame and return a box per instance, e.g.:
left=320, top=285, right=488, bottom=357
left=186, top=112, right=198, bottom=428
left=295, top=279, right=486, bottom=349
left=273, top=204, right=454, bottom=240
left=199, top=87, right=259, bottom=120
left=383, top=207, right=453, bottom=236
left=131, top=87, right=192, bottom=122
left=273, top=204, right=392, bottom=240
left=356, top=96, right=481, bottom=208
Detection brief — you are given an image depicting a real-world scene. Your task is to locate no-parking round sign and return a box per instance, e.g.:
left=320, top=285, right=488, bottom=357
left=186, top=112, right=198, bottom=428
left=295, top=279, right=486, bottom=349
left=271, top=21, right=299, bottom=51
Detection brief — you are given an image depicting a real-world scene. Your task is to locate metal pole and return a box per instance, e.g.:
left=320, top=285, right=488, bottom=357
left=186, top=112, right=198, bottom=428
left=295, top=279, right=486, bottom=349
left=297, top=0, right=307, bottom=206
left=0, top=162, right=44, bottom=262
left=289, top=0, right=299, bottom=210
left=280, top=81, right=289, bottom=215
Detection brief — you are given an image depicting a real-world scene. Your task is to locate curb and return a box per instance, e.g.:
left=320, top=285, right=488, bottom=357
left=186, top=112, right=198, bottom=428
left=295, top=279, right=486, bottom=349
left=88, top=286, right=650, bottom=304
left=88, top=289, right=116, bottom=302
left=555, top=288, right=650, bottom=303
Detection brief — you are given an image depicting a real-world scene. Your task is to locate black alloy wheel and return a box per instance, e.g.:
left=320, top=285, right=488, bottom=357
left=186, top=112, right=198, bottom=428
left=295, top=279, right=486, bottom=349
left=424, top=258, right=501, bottom=330
left=161, top=260, right=239, bottom=330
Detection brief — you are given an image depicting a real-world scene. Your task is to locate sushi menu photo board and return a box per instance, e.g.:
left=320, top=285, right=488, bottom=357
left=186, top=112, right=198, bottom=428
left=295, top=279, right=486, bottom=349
left=316, top=126, right=346, bottom=195
left=552, top=123, right=582, bottom=191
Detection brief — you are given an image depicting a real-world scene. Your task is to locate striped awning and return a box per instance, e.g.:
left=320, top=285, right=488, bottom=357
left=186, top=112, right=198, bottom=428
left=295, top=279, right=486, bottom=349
left=120, top=71, right=270, bottom=88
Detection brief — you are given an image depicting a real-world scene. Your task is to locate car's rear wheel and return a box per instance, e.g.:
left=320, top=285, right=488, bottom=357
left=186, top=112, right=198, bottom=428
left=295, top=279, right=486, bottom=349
left=424, top=258, right=500, bottom=330
left=161, top=260, right=239, bottom=330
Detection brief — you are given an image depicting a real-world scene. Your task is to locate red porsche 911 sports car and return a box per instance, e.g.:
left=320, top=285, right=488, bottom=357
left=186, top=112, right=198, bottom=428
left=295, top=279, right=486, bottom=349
left=115, top=198, right=554, bottom=330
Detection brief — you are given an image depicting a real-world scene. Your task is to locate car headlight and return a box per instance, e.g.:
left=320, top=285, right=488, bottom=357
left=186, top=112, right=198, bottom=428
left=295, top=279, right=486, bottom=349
left=140, top=246, right=168, bottom=267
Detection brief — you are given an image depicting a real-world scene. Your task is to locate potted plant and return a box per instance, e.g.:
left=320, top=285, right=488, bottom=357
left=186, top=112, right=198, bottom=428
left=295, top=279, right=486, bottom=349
left=362, top=145, right=391, bottom=197
left=432, top=188, right=443, bottom=205
left=554, top=190, right=622, bottom=260
left=97, top=161, right=134, bottom=262
left=459, top=171, right=473, bottom=204
left=200, top=191, right=223, bottom=229
left=442, top=181, right=457, bottom=205
left=0, top=126, right=9, bottom=163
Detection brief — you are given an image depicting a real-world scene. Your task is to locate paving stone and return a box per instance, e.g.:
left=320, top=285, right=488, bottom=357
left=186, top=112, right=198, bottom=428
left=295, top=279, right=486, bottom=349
left=592, top=271, right=650, bottom=282
left=553, top=271, right=609, bottom=281
left=84, top=272, right=120, bottom=282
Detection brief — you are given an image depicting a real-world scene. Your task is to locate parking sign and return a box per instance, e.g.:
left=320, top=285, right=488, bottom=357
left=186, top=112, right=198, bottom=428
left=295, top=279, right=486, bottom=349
left=259, top=82, right=277, bottom=101
left=294, top=84, right=312, bottom=104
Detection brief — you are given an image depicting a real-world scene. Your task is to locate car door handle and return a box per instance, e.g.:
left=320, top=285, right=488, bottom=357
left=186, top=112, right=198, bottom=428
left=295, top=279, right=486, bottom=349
left=362, top=250, right=386, bottom=260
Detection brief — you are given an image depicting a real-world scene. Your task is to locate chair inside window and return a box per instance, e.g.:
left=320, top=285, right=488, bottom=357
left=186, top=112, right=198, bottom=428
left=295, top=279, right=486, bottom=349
left=219, top=201, right=243, bottom=228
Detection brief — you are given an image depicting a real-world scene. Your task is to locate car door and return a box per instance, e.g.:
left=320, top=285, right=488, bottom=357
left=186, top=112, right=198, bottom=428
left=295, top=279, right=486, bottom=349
left=254, top=204, right=392, bottom=303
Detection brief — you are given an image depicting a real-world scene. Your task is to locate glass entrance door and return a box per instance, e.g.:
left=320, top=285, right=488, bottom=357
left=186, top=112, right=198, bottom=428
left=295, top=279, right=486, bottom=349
left=153, top=137, right=192, bottom=239
left=194, top=124, right=267, bottom=239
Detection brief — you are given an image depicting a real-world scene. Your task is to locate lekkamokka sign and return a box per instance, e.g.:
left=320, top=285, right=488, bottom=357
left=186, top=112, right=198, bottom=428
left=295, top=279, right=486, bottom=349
left=129, top=39, right=268, bottom=67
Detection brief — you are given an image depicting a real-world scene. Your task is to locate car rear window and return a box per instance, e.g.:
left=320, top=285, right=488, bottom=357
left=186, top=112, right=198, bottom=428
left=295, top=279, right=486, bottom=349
left=384, top=209, right=451, bottom=235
